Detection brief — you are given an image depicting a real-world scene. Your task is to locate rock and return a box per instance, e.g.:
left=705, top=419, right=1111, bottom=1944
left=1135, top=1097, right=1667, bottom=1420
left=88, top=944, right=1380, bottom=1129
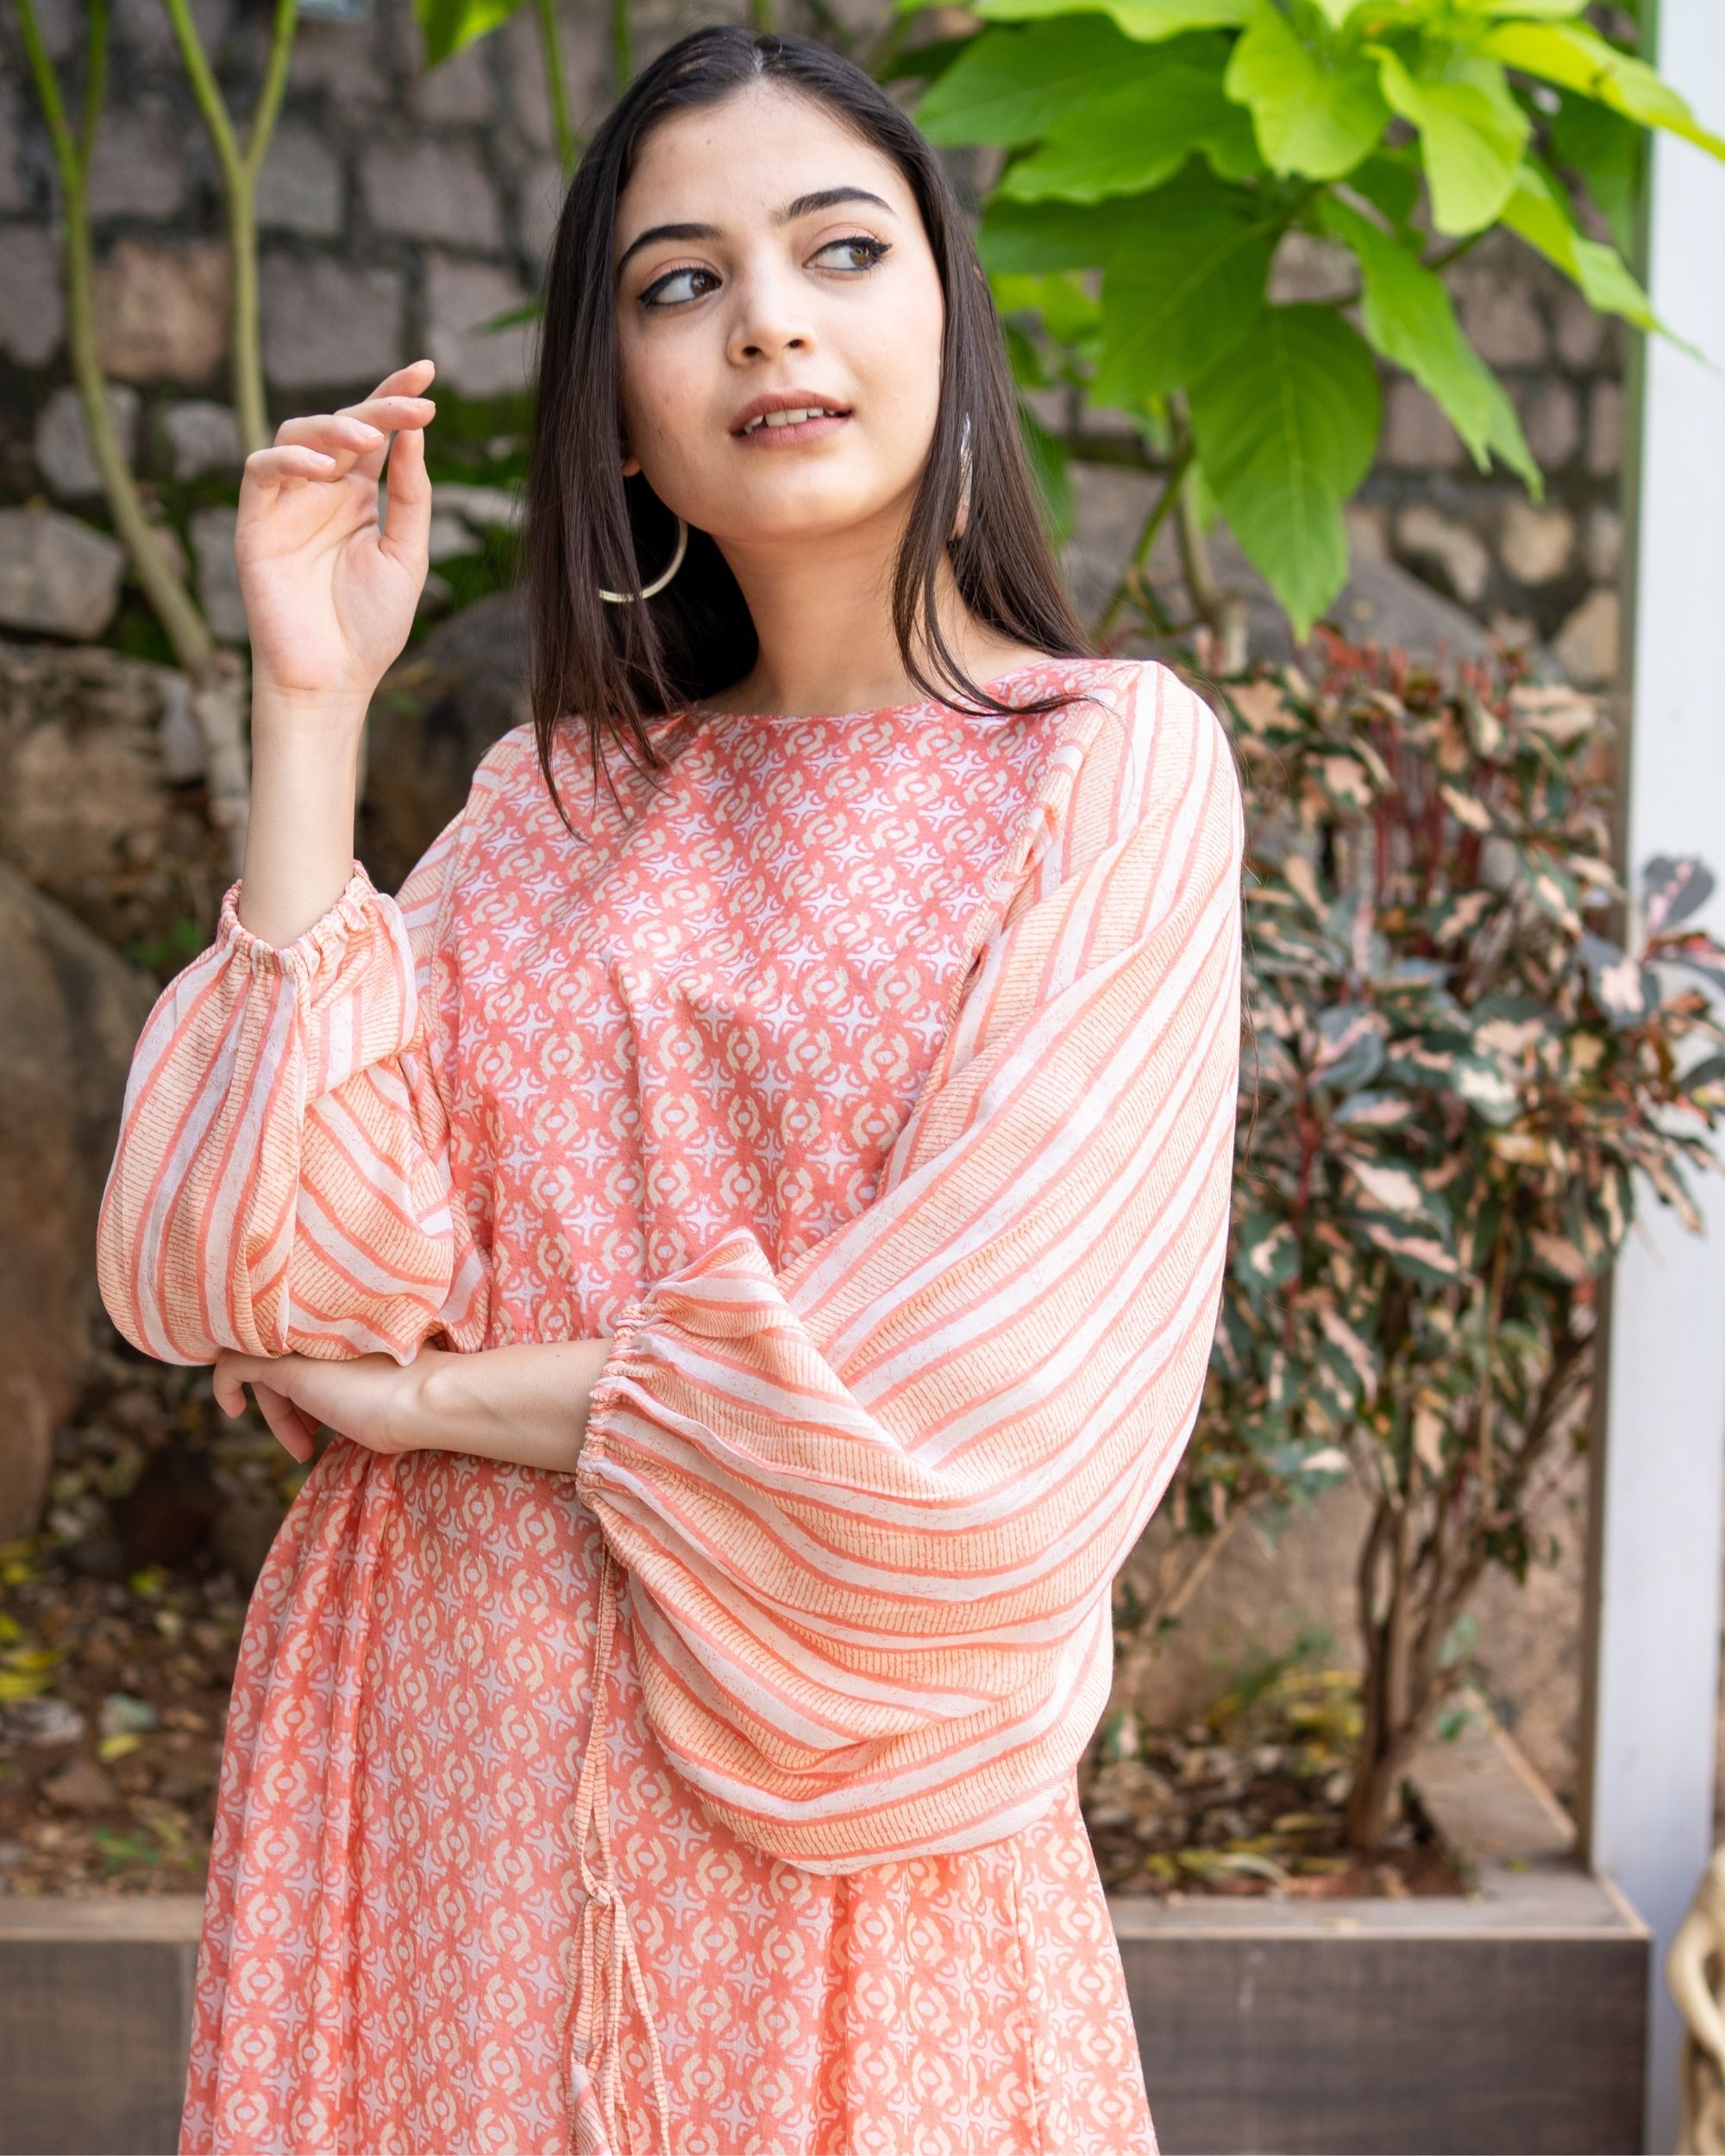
left=1, top=1695, right=88, bottom=1747
left=0, top=505, right=127, bottom=638
left=1585, top=505, right=1623, bottom=583
left=41, top=1756, right=121, bottom=1813
left=1394, top=504, right=1491, bottom=606
left=1552, top=285, right=1609, bottom=369
left=189, top=504, right=247, bottom=642
left=1381, top=379, right=1466, bottom=471
left=1455, top=262, right=1548, bottom=367
left=98, top=1693, right=159, bottom=1737
left=1587, top=380, right=1623, bottom=476
left=86, top=97, right=186, bottom=221
left=1518, top=379, right=1582, bottom=470
left=91, top=236, right=230, bottom=384
left=0, top=224, right=65, bottom=367
left=0, top=638, right=231, bottom=949
left=261, top=252, right=405, bottom=392
left=405, top=26, right=496, bottom=122
left=160, top=399, right=244, bottom=482
left=361, top=135, right=504, bottom=249
left=1552, top=587, right=1620, bottom=687
left=255, top=121, right=344, bottom=238
left=1499, top=499, right=1575, bottom=586
left=359, top=586, right=530, bottom=891
left=425, top=252, right=534, bottom=399
left=0, top=867, right=158, bottom=1538
left=34, top=383, right=141, bottom=500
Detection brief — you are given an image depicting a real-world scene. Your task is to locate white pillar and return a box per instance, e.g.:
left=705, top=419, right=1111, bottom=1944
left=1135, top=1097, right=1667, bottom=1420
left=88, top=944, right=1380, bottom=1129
left=1585, top=5, right=1725, bottom=2150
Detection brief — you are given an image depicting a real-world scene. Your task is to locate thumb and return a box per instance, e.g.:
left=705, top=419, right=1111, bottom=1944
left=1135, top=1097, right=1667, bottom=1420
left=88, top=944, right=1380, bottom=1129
left=378, top=419, right=431, bottom=573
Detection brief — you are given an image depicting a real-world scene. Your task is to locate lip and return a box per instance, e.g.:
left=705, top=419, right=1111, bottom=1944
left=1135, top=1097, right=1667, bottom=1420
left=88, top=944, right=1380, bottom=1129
left=730, top=388, right=852, bottom=442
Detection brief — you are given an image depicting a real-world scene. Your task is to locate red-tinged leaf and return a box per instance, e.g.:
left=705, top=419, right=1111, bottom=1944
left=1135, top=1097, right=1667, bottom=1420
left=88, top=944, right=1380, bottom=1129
left=1440, top=782, right=1494, bottom=834
left=1514, top=851, right=1584, bottom=935
left=1642, top=855, right=1716, bottom=937
left=1427, top=889, right=1496, bottom=946
left=1508, top=681, right=1600, bottom=746
left=1349, top=1211, right=1465, bottom=1285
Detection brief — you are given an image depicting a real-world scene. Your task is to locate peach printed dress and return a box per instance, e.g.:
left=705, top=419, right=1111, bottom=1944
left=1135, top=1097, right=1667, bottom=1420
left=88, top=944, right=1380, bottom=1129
left=96, top=650, right=1245, bottom=2156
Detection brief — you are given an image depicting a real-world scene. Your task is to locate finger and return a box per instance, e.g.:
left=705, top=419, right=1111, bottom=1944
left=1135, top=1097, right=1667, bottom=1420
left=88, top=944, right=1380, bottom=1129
left=329, top=392, right=437, bottom=438
left=357, top=358, right=436, bottom=406
left=274, top=413, right=389, bottom=461
left=211, top=1363, right=247, bottom=1418
left=376, top=418, right=431, bottom=571
left=254, top=1382, right=317, bottom=1464
left=244, top=443, right=343, bottom=488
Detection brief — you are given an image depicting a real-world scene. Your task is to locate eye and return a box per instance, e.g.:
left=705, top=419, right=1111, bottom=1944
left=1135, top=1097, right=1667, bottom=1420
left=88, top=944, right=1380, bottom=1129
left=812, top=235, right=892, bottom=273
left=640, top=264, right=721, bottom=309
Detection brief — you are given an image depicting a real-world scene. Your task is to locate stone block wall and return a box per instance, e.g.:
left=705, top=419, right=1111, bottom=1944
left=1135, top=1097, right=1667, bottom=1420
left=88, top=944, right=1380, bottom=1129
left=1, top=0, right=1629, bottom=699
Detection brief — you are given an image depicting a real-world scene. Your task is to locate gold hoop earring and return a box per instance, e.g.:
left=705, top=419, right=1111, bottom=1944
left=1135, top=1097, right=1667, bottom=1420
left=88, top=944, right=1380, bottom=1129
left=599, top=511, right=688, bottom=603
left=602, top=459, right=688, bottom=602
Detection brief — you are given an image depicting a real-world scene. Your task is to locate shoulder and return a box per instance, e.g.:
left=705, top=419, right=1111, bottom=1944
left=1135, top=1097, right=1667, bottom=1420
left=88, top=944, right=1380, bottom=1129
left=1071, top=659, right=1241, bottom=843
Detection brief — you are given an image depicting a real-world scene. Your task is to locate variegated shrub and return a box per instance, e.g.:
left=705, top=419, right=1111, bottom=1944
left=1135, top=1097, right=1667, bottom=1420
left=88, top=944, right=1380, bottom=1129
left=1195, top=630, right=1725, bottom=1848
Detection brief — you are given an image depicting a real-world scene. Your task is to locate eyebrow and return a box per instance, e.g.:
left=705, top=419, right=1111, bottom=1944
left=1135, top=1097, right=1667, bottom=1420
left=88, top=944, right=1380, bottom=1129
left=614, top=186, right=898, bottom=281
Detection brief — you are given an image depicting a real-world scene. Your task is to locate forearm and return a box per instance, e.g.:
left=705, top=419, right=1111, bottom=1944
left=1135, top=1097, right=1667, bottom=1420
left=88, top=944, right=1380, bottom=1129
left=237, top=686, right=367, bottom=946
left=407, top=1338, right=610, bottom=1474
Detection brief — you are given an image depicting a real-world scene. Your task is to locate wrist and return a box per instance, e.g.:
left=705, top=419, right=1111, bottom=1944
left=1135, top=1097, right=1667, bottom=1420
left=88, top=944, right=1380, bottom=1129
left=396, top=1345, right=454, bottom=1454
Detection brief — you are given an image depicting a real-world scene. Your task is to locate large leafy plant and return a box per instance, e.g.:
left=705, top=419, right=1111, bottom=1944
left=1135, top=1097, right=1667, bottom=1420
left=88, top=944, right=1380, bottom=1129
left=898, top=0, right=1723, bottom=645
left=1175, top=635, right=1725, bottom=1846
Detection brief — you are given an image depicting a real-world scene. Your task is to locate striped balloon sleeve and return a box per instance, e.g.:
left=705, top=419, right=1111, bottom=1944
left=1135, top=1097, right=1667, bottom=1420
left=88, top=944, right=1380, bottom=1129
left=93, top=756, right=504, bottom=1369
left=574, top=661, right=1246, bottom=1873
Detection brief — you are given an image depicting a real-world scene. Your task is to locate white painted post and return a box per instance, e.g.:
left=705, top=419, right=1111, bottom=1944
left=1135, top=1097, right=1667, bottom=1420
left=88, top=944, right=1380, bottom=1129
left=1584, top=4, right=1725, bottom=2150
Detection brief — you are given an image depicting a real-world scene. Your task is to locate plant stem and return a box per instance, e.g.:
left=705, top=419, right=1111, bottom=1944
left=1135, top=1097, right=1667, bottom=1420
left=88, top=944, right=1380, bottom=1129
left=1168, top=394, right=1247, bottom=670
left=611, top=0, right=631, bottom=94
left=1094, top=436, right=1194, bottom=644
left=159, top=0, right=297, bottom=454
left=14, top=0, right=250, bottom=868
left=534, top=0, right=578, bottom=166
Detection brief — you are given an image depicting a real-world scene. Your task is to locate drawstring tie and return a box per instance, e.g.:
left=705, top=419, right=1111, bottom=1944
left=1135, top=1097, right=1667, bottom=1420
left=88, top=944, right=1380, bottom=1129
left=558, top=1543, right=674, bottom=2156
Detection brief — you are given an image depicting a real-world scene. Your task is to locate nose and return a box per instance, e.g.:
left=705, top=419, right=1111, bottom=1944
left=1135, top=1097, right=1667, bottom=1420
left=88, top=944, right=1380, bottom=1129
left=724, top=251, right=818, bottom=367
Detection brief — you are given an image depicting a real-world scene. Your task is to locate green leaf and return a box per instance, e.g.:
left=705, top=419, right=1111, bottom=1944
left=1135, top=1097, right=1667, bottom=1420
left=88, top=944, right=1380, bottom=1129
left=998, top=53, right=1258, bottom=202
left=975, top=0, right=1255, bottom=36
left=1315, top=195, right=1539, bottom=492
left=1371, top=46, right=1532, bottom=234
left=1019, top=398, right=1077, bottom=546
left=1186, top=305, right=1382, bottom=637
left=916, top=17, right=1145, bottom=147
left=1479, top=20, right=1725, bottom=161
left=994, top=270, right=1101, bottom=347
left=1223, top=5, right=1388, bottom=179
left=1500, top=165, right=1671, bottom=339
left=977, top=191, right=1150, bottom=272
left=416, top=0, right=521, bottom=66
left=1546, top=92, right=1642, bottom=259
left=1094, top=189, right=1274, bottom=400
left=1348, top=153, right=1422, bottom=229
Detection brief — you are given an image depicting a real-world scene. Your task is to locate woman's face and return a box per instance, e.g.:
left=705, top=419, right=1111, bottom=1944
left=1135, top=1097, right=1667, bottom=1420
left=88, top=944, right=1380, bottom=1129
left=611, top=85, right=948, bottom=551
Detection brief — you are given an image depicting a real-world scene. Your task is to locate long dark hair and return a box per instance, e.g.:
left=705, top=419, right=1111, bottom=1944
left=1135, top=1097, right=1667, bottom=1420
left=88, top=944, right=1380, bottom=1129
left=524, top=22, right=1095, bottom=828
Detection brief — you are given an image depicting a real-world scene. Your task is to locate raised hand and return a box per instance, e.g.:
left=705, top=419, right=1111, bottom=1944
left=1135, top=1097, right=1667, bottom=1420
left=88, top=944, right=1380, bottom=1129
left=229, top=356, right=441, bottom=947
left=237, top=356, right=439, bottom=707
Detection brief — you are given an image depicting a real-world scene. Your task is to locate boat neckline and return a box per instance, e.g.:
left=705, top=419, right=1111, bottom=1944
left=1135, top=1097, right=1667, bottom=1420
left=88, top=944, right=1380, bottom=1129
left=686, top=653, right=1109, bottom=727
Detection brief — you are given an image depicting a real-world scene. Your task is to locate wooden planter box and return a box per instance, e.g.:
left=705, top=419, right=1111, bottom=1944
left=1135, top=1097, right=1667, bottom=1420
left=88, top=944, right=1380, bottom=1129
left=1117, top=1706, right=1649, bottom=2154
left=0, top=1713, right=1647, bottom=2155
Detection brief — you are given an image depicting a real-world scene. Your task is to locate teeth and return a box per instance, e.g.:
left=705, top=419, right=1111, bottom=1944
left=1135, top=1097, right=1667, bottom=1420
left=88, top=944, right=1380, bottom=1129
left=743, top=406, right=835, bottom=432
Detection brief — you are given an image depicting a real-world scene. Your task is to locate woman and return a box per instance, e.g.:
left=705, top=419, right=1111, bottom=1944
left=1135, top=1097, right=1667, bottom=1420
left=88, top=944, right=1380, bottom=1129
left=97, top=24, right=1243, bottom=2155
